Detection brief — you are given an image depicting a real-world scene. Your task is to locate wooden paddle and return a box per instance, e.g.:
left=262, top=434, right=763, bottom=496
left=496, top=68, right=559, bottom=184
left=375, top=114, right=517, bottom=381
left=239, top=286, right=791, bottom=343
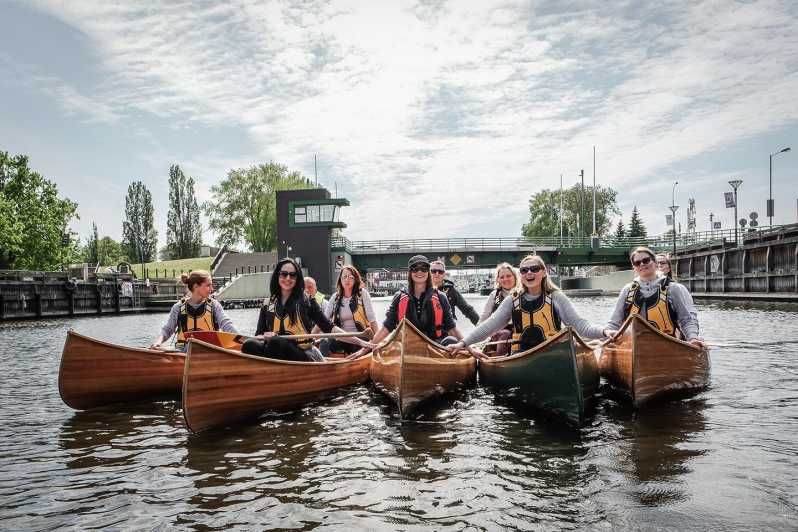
left=184, top=329, right=369, bottom=350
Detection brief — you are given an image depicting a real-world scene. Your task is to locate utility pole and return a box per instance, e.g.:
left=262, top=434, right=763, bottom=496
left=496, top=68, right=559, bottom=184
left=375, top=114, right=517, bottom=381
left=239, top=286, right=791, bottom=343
left=592, top=146, right=597, bottom=236
left=314, top=154, right=318, bottom=185
left=729, top=179, right=743, bottom=245
left=579, top=169, right=585, bottom=239
left=670, top=181, right=679, bottom=257
left=559, top=174, right=563, bottom=245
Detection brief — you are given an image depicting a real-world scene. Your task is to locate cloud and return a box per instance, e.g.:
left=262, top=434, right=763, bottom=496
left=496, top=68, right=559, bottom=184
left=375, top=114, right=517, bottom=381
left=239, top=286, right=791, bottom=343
left=20, top=0, right=798, bottom=241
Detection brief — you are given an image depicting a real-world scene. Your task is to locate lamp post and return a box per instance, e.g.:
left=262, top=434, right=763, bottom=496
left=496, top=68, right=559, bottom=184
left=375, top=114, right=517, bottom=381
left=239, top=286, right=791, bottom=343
left=769, top=147, right=791, bottom=228
left=729, top=179, right=743, bottom=245
left=670, top=181, right=679, bottom=256
left=579, top=169, right=585, bottom=239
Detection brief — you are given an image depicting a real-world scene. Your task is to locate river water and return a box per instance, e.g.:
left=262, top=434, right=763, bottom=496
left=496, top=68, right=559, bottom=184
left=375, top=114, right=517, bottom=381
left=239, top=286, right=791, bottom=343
left=1, top=295, right=796, bottom=530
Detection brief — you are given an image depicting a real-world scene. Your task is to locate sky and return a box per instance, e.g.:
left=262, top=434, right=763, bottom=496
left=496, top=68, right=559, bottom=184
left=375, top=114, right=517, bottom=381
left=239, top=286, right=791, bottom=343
left=1, top=0, right=797, bottom=248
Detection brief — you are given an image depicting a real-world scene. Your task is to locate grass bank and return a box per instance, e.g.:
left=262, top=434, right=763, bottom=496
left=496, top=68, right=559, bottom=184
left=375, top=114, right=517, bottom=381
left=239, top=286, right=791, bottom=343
left=131, top=257, right=214, bottom=279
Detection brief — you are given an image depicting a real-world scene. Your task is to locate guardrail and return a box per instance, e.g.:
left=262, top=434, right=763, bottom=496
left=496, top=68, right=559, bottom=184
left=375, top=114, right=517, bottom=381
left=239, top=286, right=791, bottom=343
left=331, top=224, right=796, bottom=254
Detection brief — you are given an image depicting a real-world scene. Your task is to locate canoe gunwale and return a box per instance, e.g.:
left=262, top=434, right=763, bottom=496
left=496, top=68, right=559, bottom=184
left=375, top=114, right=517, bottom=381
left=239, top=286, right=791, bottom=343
left=182, top=338, right=372, bottom=432
left=478, top=326, right=589, bottom=364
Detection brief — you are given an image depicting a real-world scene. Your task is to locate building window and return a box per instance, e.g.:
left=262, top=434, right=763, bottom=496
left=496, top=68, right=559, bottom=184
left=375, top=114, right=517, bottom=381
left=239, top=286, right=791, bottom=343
left=294, top=206, right=306, bottom=223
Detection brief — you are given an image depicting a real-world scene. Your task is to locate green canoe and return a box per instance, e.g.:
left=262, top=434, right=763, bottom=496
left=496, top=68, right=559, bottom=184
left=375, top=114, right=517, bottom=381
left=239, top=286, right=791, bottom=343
left=478, top=327, right=600, bottom=426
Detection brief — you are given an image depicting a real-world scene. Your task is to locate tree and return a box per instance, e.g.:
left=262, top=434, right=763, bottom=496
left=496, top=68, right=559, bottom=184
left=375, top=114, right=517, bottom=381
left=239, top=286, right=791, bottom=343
left=97, top=236, right=127, bottom=266
left=122, top=181, right=158, bottom=264
left=627, top=206, right=648, bottom=239
left=522, top=184, right=620, bottom=240
left=85, top=222, right=100, bottom=265
left=205, top=163, right=314, bottom=252
left=614, top=217, right=626, bottom=241
left=0, top=151, right=79, bottom=270
left=166, top=164, right=202, bottom=259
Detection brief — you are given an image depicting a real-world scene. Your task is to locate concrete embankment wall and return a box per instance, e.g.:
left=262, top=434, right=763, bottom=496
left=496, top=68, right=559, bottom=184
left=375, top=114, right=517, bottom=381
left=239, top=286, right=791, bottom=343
left=216, top=272, right=271, bottom=301
left=560, top=270, right=633, bottom=293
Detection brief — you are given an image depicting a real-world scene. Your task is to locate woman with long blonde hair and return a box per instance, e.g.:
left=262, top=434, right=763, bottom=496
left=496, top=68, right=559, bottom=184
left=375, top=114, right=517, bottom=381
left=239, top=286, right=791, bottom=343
left=477, top=262, right=518, bottom=355
left=450, top=255, right=608, bottom=357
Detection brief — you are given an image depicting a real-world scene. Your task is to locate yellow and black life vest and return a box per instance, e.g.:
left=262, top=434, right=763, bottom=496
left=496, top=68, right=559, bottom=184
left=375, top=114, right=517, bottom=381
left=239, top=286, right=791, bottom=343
left=265, top=295, right=314, bottom=349
left=510, top=290, right=561, bottom=352
left=176, top=298, right=218, bottom=348
left=623, top=278, right=678, bottom=336
left=491, top=288, right=513, bottom=332
left=331, top=291, right=370, bottom=333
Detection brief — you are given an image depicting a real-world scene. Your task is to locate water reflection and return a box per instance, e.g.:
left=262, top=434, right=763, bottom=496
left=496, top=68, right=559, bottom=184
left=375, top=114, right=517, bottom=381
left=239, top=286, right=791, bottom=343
left=618, top=399, right=709, bottom=506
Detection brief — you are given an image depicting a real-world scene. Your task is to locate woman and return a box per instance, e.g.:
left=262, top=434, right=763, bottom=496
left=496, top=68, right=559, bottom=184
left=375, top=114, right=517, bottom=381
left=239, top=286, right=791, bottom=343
left=150, top=270, right=237, bottom=350
left=370, top=255, right=462, bottom=347
left=317, top=265, right=380, bottom=356
left=478, top=262, right=518, bottom=356
left=606, top=247, right=704, bottom=347
left=656, top=253, right=674, bottom=281
left=430, top=260, right=480, bottom=325
left=242, top=258, right=372, bottom=362
left=449, top=255, right=608, bottom=357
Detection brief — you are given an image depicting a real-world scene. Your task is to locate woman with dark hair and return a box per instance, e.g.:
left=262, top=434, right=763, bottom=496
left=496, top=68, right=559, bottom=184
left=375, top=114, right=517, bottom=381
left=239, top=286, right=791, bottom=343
left=449, top=255, right=607, bottom=357
left=150, top=270, right=237, bottom=351
left=656, top=253, right=674, bottom=281
left=605, top=247, right=704, bottom=347
left=369, top=255, right=462, bottom=346
left=317, top=265, right=380, bottom=356
left=242, top=258, right=372, bottom=361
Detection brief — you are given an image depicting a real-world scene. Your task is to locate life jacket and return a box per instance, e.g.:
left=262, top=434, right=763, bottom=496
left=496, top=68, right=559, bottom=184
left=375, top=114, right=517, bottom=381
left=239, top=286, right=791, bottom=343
left=397, top=289, right=445, bottom=340
left=264, top=295, right=314, bottom=349
left=331, top=290, right=370, bottom=332
left=510, top=290, right=561, bottom=352
left=492, top=288, right=513, bottom=332
left=176, top=298, right=218, bottom=349
left=623, top=278, right=678, bottom=336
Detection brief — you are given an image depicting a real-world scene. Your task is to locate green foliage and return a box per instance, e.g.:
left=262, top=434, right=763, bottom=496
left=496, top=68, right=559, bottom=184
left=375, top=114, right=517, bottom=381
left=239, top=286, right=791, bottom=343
left=85, top=222, right=100, bottom=265
left=205, top=163, right=314, bottom=252
left=628, top=206, right=648, bottom=238
left=123, top=181, right=158, bottom=263
left=614, top=217, right=626, bottom=240
left=521, top=184, right=620, bottom=239
left=166, top=165, right=202, bottom=259
left=0, top=151, right=79, bottom=270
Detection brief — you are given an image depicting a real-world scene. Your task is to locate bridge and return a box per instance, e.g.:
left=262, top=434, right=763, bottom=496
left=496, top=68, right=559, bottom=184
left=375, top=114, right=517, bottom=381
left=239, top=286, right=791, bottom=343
left=332, top=227, right=768, bottom=270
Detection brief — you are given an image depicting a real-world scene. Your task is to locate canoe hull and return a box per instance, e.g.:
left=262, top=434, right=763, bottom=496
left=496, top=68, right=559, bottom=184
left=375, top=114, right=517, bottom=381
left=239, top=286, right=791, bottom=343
left=600, top=314, right=710, bottom=407
left=369, top=320, right=477, bottom=418
left=183, top=339, right=371, bottom=432
left=59, top=330, right=185, bottom=410
left=478, top=328, right=599, bottom=426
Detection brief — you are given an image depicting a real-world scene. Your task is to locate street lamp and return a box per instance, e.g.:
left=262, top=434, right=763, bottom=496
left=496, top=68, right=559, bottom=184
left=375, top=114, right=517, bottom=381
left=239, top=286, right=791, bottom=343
left=729, top=179, right=743, bottom=245
left=769, top=147, right=791, bottom=228
left=670, top=181, right=679, bottom=257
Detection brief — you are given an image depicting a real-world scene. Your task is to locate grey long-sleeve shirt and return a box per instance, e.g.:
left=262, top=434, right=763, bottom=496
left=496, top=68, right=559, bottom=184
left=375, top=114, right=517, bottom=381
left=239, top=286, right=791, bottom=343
left=463, top=290, right=605, bottom=346
left=479, top=288, right=512, bottom=322
left=159, top=298, right=238, bottom=339
left=605, top=278, right=700, bottom=340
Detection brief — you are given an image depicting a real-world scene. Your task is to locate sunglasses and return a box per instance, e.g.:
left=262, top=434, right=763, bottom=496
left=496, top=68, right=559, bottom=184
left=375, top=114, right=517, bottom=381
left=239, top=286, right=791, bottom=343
left=519, top=265, right=543, bottom=274
left=410, top=265, right=430, bottom=273
left=656, top=261, right=669, bottom=266
left=279, top=271, right=298, bottom=278
left=632, top=256, right=653, bottom=267
left=430, top=269, right=445, bottom=275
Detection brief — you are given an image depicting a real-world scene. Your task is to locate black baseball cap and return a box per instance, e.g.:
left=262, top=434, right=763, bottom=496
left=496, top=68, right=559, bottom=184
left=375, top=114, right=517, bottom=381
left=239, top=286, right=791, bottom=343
left=408, top=255, right=430, bottom=268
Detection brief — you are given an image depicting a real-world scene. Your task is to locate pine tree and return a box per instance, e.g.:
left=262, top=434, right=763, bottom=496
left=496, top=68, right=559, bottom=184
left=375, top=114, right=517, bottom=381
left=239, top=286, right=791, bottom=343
left=85, top=222, right=100, bottom=265
left=614, top=217, right=626, bottom=241
left=627, top=206, right=647, bottom=239
left=166, top=165, right=202, bottom=259
left=122, top=181, right=158, bottom=264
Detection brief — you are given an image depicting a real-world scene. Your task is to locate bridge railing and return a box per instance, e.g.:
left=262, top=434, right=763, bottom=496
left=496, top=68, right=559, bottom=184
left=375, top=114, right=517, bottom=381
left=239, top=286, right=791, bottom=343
left=330, top=224, right=795, bottom=254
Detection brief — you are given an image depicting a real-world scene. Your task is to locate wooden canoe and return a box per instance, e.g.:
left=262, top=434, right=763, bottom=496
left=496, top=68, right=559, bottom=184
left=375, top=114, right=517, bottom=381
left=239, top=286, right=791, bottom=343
left=599, top=314, right=711, bottom=407
left=369, top=319, right=477, bottom=418
left=59, top=330, right=185, bottom=410
left=478, top=327, right=599, bottom=426
left=182, top=339, right=371, bottom=432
